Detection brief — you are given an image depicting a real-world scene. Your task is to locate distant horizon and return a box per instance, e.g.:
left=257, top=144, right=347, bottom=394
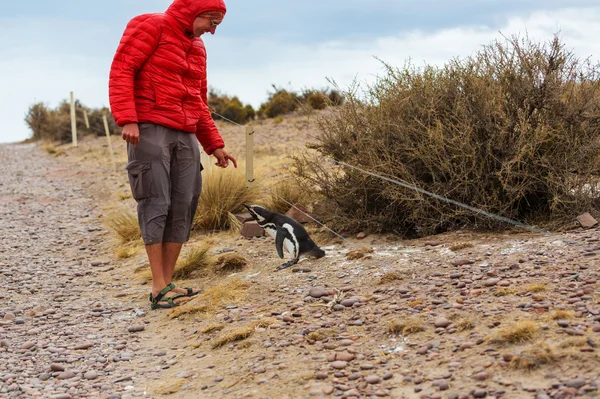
left=1, top=0, right=599, bottom=144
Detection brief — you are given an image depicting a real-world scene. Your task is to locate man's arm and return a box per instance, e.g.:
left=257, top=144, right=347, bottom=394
left=108, top=14, right=161, bottom=127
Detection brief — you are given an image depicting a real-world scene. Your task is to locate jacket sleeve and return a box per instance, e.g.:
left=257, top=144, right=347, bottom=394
left=108, top=15, right=161, bottom=127
left=195, top=52, right=225, bottom=155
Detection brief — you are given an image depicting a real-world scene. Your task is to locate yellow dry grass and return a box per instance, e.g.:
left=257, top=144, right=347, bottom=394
left=379, top=272, right=404, bottom=285
left=550, top=310, right=575, bottom=320
left=211, top=317, right=277, bottom=349
left=201, top=323, right=225, bottom=334
left=489, top=320, right=539, bottom=345
left=306, top=328, right=338, bottom=342
left=449, top=242, right=473, bottom=251
left=169, top=279, right=250, bottom=319
left=509, top=343, right=556, bottom=370
left=193, top=167, right=263, bottom=231
left=137, top=240, right=215, bottom=282
left=213, top=253, right=249, bottom=274
left=265, top=178, right=311, bottom=214
left=388, top=318, right=425, bottom=335
left=154, top=379, right=185, bottom=395
left=105, top=209, right=141, bottom=243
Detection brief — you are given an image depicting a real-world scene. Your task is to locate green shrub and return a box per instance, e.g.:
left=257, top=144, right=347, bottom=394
left=306, top=92, right=328, bottom=110
left=292, top=34, right=600, bottom=237
left=209, top=89, right=255, bottom=124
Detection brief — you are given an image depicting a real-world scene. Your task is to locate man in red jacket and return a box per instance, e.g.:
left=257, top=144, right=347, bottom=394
left=108, top=0, right=237, bottom=310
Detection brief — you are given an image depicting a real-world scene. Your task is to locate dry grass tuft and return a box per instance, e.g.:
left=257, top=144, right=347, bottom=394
left=346, top=250, right=366, bottom=260
left=169, top=279, right=250, bottom=319
left=510, top=343, right=556, bottom=370
left=106, top=209, right=141, bottom=243
left=213, top=253, right=248, bottom=274
left=201, top=323, right=225, bottom=334
left=116, top=246, right=137, bottom=259
left=117, top=191, right=132, bottom=201
left=550, top=310, right=575, bottom=320
left=172, top=241, right=215, bottom=280
left=379, top=272, right=404, bottom=285
left=449, top=242, right=473, bottom=251
left=523, top=284, right=547, bottom=294
left=558, top=337, right=588, bottom=349
left=494, top=288, right=517, bottom=297
left=211, top=318, right=277, bottom=349
left=307, top=328, right=338, bottom=342
left=388, top=318, right=425, bottom=335
left=489, top=320, right=538, bottom=345
left=193, top=167, right=263, bottom=231
left=154, top=379, right=185, bottom=395
left=42, top=142, right=62, bottom=156
left=450, top=314, right=476, bottom=332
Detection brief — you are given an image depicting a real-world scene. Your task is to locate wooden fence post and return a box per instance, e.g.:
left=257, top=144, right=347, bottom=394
left=83, top=110, right=90, bottom=129
left=246, top=125, right=254, bottom=188
left=70, top=91, right=78, bottom=147
left=103, top=114, right=117, bottom=172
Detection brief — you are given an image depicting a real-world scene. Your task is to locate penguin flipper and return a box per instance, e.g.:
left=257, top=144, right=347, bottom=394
left=275, top=227, right=286, bottom=259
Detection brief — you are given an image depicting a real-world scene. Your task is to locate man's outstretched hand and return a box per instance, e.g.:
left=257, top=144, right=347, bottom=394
left=212, top=148, right=238, bottom=168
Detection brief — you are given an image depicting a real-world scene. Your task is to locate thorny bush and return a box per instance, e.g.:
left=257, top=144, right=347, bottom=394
left=292, top=34, right=600, bottom=237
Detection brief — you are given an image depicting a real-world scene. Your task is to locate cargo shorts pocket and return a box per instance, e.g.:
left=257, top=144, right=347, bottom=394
left=126, top=161, right=155, bottom=201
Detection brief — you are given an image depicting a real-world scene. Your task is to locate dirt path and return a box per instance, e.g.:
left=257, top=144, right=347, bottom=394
left=0, top=143, right=158, bottom=399
left=2, top=138, right=600, bottom=399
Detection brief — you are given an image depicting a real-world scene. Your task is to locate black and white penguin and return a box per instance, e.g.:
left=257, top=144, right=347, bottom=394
left=242, top=204, right=326, bottom=270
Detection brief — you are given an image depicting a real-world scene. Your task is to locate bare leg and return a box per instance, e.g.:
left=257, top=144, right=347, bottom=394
left=162, top=242, right=201, bottom=295
left=147, top=243, right=186, bottom=302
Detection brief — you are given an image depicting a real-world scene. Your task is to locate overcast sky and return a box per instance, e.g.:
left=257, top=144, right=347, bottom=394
left=1, top=0, right=599, bottom=143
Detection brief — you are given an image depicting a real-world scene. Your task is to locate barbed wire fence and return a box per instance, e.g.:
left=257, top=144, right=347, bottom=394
left=67, top=89, right=551, bottom=242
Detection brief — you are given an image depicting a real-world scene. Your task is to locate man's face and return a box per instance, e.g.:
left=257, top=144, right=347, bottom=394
left=192, top=15, right=222, bottom=37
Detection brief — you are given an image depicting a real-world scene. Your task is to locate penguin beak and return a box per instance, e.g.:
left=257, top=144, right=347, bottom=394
left=242, top=203, right=250, bottom=210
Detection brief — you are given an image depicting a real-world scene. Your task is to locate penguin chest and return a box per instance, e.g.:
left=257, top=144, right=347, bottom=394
left=283, top=237, right=298, bottom=258
left=263, top=225, right=277, bottom=240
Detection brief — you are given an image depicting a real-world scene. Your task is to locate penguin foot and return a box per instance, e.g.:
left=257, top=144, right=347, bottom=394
left=275, top=259, right=298, bottom=271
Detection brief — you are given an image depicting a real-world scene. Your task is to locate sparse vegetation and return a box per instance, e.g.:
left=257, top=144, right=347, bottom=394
left=211, top=318, right=277, bottom=348
left=169, top=279, right=250, bottom=319
left=450, top=243, right=474, bottom=251
left=489, top=320, right=539, bottom=344
left=172, top=241, right=215, bottom=280
left=307, top=328, right=338, bottom=341
left=379, top=272, right=404, bottom=284
left=209, top=88, right=255, bottom=124
left=106, top=209, right=141, bottom=243
left=201, top=323, right=225, bottom=334
left=510, top=342, right=555, bottom=370
left=388, top=318, right=425, bottom=335
left=550, top=310, right=575, bottom=320
left=292, top=34, right=600, bottom=236
left=193, top=167, right=262, bottom=231
left=213, top=253, right=248, bottom=274
left=25, top=100, right=118, bottom=143
left=266, top=178, right=311, bottom=214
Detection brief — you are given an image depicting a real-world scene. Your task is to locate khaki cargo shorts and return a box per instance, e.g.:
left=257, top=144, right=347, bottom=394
left=125, top=123, right=203, bottom=245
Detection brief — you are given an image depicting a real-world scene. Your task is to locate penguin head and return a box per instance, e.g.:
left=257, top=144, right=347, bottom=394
left=242, top=204, right=270, bottom=223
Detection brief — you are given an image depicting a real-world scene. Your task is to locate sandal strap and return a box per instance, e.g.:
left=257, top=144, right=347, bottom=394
left=161, top=292, right=185, bottom=304
left=152, top=283, right=178, bottom=304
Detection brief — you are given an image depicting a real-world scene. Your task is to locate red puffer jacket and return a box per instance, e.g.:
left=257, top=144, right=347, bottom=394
left=108, top=0, right=226, bottom=155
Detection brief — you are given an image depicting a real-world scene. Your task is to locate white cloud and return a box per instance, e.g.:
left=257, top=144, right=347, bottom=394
left=1, top=6, right=599, bottom=143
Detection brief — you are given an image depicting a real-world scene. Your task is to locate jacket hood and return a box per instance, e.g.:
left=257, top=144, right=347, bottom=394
left=165, top=0, right=227, bottom=35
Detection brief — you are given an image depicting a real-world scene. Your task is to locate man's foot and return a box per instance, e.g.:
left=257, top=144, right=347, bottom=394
left=149, top=283, right=190, bottom=309
left=169, top=285, right=203, bottom=297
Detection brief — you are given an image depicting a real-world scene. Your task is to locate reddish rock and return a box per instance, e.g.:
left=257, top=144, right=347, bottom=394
left=577, top=213, right=598, bottom=228
left=240, top=221, right=264, bottom=238
left=234, top=212, right=254, bottom=224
